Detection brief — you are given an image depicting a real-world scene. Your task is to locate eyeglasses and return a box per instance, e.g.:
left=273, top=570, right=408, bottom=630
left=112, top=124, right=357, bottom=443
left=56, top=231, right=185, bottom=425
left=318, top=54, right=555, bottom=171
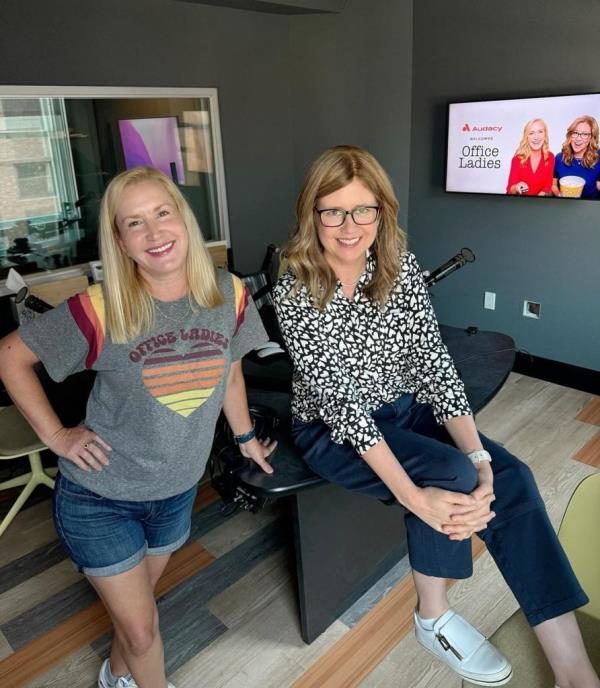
left=571, top=131, right=592, bottom=139
left=315, top=206, right=380, bottom=228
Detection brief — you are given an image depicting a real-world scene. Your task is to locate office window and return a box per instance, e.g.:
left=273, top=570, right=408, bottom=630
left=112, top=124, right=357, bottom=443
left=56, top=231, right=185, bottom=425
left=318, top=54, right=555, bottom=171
left=15, top=162, right=54, bottom=199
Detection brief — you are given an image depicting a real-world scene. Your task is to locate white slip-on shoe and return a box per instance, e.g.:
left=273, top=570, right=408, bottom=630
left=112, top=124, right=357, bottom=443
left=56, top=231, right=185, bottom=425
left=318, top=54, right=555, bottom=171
left=414, top=609, right=513, bottom=687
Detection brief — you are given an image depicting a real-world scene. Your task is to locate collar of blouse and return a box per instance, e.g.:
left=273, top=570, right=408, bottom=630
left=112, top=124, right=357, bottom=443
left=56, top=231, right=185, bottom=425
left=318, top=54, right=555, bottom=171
left=333, top=251, right=375, bottom=302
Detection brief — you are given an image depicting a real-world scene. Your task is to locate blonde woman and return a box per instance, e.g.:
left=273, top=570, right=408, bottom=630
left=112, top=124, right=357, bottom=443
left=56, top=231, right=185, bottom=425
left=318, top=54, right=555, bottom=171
left=552, top=115, right=600, bottom=199
left=506, top=118, right=554, bottom=195
left=0, top=167, right=275, bottom=688
left=273, top=145, right=599, bottom=688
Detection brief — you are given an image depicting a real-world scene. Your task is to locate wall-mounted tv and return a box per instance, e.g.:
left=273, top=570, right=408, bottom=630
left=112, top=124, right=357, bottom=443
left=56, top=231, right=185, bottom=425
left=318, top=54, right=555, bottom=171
left=118, top=116, right=185, bottom=184
left=446, top=93, right=600, bottom=200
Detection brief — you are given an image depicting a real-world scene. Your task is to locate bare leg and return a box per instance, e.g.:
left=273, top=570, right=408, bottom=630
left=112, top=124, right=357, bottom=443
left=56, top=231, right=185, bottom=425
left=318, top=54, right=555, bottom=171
left=107, top=554, right=171, bottom=678
left=412, top=570, right=450, bottom=618
left=534, top=612, right=599, bottom=688
left=89, top=555, right=171, bottom=688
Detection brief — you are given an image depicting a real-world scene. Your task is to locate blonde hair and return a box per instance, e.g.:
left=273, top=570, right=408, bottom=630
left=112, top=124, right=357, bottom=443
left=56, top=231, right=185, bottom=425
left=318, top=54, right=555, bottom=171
left=561, top=115, right=600, bottom=168
left=515, top=118, right=550, bottom=164
left=99, top=166, right=224, bottom=343
left=285, top=145, right=407, bottom=309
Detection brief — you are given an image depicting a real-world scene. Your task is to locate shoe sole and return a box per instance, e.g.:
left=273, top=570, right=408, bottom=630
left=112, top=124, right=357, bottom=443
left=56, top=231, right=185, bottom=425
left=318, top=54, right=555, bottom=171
left=416, top=637, right=513, bottom=687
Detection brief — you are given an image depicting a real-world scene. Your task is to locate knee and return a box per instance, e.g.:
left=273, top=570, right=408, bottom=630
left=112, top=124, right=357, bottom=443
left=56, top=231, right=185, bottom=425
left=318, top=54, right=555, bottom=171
left=444, top=448, right=478, bottom=494
left=118, top=610, right=159, bottom=657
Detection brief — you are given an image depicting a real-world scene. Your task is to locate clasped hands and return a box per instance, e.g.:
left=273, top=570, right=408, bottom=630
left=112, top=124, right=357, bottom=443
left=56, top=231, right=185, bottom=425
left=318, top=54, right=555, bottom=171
left=409, top=464, right=495, bottom=541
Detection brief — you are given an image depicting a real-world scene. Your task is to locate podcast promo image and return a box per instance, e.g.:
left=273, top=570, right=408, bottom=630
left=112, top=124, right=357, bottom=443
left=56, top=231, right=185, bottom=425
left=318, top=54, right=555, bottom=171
left=446, top=92, right=600, bottom=199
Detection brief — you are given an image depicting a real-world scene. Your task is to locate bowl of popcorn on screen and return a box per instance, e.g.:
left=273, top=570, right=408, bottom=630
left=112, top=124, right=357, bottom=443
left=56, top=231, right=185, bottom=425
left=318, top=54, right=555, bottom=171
left=559, top=176, right=585, bottom=197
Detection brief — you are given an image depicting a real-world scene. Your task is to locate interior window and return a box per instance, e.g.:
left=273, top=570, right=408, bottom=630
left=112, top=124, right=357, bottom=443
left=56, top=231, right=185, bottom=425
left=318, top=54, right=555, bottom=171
left=0, top=90, right=228, bottom=279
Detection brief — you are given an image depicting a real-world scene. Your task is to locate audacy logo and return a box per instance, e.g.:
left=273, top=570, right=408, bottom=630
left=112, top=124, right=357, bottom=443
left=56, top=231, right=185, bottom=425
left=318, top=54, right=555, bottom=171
left=462, top=123, right=503, bottom=132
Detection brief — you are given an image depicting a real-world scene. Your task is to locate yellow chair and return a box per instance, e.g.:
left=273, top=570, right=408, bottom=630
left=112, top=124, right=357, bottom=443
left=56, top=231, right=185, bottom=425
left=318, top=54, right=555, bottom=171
left=464, top=472, right=600, bottom=687
left=0, top=405, right=55, bottom=536
left=559, top=472, right=600, bottom=620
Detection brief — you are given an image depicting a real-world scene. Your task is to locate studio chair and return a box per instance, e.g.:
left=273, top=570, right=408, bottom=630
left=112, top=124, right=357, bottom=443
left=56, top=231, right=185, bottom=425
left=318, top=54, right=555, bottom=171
left=238, top=244, right=287, bottom=350
left=463, top=472, right=600, bottom=687
left=0, top=405, right=55, bottom=536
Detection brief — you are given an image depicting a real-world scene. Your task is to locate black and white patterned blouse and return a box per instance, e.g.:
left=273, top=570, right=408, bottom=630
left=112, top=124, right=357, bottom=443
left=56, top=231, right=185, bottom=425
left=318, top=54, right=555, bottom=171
left=272, top=250, right=472, bottom=455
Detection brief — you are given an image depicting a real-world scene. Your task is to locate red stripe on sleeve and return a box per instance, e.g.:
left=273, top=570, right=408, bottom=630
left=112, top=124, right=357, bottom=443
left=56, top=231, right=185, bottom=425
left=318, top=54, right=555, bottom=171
left=67, top=292, right=105, bottom=368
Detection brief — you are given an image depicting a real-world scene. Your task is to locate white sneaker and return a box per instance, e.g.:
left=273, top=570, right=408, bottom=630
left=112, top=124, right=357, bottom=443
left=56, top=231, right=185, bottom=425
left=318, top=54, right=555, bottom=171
left=98, top=659, right=138, bottom=688
left=98, top=659, right=176, bottom=688
left=414, top=609, right=513, bottom=686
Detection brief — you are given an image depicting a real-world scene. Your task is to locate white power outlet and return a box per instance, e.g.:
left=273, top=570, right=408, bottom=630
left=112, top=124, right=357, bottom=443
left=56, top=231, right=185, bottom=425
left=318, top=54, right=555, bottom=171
left=484, top=291, right=496, bottom=310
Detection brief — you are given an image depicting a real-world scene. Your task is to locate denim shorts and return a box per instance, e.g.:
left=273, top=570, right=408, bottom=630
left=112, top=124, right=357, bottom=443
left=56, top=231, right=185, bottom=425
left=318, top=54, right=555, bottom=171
left=52, top=472, right=197, bottom=577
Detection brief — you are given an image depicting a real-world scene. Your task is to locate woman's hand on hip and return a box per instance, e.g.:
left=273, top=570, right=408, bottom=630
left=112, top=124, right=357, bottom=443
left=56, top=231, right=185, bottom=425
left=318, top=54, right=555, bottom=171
left=48, top=426, right=111, bottom=472
left=443, top=464, right=495, bottom=540
left=406, top=486, right=478, bottom=534
left=239, top=437, right=277, bottom=474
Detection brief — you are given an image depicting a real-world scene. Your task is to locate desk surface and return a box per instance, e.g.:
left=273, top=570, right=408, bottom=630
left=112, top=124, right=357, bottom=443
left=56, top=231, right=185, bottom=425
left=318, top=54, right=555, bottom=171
left=238, top=326, right=515, bottom=497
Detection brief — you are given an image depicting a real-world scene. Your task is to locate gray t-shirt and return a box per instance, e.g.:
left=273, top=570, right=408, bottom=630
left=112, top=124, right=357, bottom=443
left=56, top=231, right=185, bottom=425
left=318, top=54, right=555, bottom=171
left=19, top=270, right=267, bottom=500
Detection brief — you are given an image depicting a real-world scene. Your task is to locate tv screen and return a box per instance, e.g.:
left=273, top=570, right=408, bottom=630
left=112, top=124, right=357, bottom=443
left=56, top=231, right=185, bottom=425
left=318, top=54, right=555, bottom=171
left=446, top=93, right=600, bottom=200
left=118, top=116, right=185, bottom=184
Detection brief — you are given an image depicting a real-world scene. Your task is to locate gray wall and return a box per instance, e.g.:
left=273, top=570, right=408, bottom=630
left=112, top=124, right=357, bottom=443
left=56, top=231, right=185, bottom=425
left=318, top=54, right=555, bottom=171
left=410, top=0, right=600, bottom=370
left=289, top=0, right=413, bottom=229
left=0, top=0, right=296, bottom=274
left=3, top=0, right=597, bottom=368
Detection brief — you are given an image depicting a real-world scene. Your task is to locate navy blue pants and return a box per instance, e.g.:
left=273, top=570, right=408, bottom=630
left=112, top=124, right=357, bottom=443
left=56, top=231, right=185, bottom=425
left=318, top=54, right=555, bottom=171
left=292, top=394, right=588, bottom=626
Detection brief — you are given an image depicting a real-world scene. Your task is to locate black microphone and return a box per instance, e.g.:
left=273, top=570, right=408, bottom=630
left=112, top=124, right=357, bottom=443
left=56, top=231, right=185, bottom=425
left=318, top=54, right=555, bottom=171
left=423, top=248, right=475, bottom=286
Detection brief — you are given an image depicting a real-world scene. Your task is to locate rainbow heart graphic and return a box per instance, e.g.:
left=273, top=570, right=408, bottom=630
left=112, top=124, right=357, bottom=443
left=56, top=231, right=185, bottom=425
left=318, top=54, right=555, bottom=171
left=142, top=342, right=226, bottom=417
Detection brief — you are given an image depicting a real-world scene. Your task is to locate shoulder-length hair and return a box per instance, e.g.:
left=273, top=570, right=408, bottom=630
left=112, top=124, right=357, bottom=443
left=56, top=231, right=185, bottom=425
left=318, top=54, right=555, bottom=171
left=515, top=118, right=550, bottom=164
left=284, top=145, right=407, bottom=309
left=561, top=115, right=600, bottom=168
left=99, top=166, right=224, bottom=343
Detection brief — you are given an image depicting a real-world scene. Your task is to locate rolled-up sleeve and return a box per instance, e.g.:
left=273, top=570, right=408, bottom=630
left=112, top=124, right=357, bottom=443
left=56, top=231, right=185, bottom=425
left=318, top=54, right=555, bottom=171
left=402, top=253, right=472, bottom=424
left=19, top=299, right=91, bottom=381
left=273, top=281, right=382, bottom=455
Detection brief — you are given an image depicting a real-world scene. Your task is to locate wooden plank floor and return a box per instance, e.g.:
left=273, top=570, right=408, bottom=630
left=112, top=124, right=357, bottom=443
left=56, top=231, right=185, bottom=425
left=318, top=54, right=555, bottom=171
left=574, top=431, right=600, bottom=468
left=575, top=396, right=600, bottom=425
left=0, top=376, right=596, bottom=688
left=0, top=542, right=215, bottom=688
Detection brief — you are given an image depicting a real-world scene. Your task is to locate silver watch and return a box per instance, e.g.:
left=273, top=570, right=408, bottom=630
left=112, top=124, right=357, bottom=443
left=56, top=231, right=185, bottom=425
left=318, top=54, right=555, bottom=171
left=467, top=449, right=492, bottom=464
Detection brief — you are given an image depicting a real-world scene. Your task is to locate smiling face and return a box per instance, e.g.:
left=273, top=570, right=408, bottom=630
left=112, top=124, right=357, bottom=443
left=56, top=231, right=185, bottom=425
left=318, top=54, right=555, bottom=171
left=569, top=121, right=592, bottom=157
left=315, top=177, right=379, bottom=273
left=115, top=179, right=189, bottom=293
left=527, top=120, right=546, bottom=151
